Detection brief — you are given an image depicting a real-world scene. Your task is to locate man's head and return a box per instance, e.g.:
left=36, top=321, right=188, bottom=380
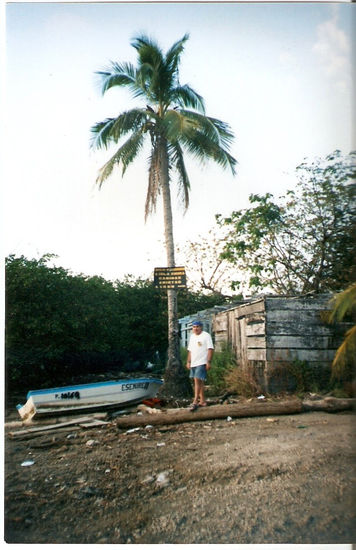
left=192, top=320, right=203, bottom=334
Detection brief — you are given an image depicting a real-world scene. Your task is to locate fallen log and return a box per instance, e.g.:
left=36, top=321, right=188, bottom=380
left=114, top=397, right=355, bottom=429
left=302, top=396, right=356, bottom=412
left=114, top=399, right=303, bottom=429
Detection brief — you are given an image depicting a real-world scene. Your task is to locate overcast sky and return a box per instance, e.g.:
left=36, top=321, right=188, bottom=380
left=2, top=1, right=355, bottom=282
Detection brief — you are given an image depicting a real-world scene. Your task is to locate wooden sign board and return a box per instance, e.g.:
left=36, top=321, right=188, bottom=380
left=154, top=267, right=187, bottom=290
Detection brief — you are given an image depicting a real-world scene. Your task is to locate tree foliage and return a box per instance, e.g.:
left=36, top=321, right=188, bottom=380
left=218, top=150, right=356, bottom=295
left=91, top=33, right=236, bottom=218
left=5, top=254, right=224, bottom=392
left=176, top=227, right=241, bottom=298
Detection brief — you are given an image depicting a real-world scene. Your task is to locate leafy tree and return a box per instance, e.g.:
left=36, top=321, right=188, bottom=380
left=176, top=227, right=241, bottom=298
left=177, top=288, right=233, bottom=315
left=5, top=254, right=230, bottom=394
left=5, top=255, right=165, bottom=390
left=218, top=150, right=356, bottom=295
left=91, top=34, right=236, bottom=397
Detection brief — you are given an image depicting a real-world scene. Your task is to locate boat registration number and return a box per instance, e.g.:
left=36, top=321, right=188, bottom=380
left=55, top=391, right=80, bottom=400
left=121, top=382, right=149, bottom=392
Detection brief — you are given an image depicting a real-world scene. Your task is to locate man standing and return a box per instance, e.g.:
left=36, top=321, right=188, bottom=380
left=186, top=320, right=214, bottom=411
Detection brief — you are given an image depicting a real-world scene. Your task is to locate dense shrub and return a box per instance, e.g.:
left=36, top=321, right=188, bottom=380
left=5, top=254, right=229, bottom=393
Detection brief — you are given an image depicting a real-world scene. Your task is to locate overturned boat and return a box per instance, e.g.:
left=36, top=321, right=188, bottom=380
left=17, top=377, right=163, bottom=421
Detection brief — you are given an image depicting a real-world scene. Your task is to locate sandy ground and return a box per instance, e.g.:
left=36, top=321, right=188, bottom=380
left=4, top=400, right=356, bottom=544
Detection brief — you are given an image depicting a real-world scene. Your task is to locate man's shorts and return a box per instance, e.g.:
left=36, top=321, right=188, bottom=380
left=189, top=364, right=207, bottom=381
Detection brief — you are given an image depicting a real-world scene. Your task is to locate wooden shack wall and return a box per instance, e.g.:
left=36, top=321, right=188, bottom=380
left=212, top=294, right=347, bottom=393
left=213, top=298, right=266, bottom=362
left=264, top=295, right=337, bottom=363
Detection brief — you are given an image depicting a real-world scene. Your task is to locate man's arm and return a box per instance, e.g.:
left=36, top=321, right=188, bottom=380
left=186, top=350, right=192, bottom=369
left=206, top=348, right=214, bottom=370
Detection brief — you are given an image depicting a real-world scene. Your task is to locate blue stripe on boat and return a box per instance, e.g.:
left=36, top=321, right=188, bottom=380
left=26, top=378, right=163, bottom=398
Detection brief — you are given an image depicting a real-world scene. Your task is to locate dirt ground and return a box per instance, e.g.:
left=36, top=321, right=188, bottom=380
left=4, top=393, right=356, bottom=545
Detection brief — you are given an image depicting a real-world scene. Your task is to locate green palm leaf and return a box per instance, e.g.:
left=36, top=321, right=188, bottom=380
left=96, top=131, right=145, bottom=187
left=165, top=33, right=190, bottom=73
left=90, top=118, right=118, bottom=150
left=96, top=61, right=137, bottom=95
left=92, top=33, right=237, bottom=205
left=171, top=85, right=205, bottom=113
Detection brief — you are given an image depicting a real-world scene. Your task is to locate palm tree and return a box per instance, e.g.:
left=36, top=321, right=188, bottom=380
left=328, top=283, right=356, bottom=381
left=91, top=33, right=236, bottom=397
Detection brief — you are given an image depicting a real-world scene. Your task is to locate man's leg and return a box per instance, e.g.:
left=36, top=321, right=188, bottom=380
left=197, top=378, right=205, bottom=404
left=193, top=377, right=200, bottom=404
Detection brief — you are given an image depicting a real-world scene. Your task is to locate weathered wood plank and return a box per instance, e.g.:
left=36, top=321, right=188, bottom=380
left=247, top=349, right=267, bottom=361
left=265, top=349, right=336, bottom=361
left=266, top=335, right=332, bottom=349
left=235, top=299, right=265, bottom=318
left=266, top=296, right=331, bottom=311
left=8, top=416, right=94, bottom=438
left=265, top=359, right=332, bottom=370
left=267, top=321, right=334, bottom=336
left=246, top=336, right=267, bottom=349
left=267, top=310, right=327, bottom=322
left=246, top=313, right=265, bottom=325
left=80, top=419, right=110, bottom=428
left=246, top=323, right=266, bottom=336
left=214, top=317, right=228, bottom=331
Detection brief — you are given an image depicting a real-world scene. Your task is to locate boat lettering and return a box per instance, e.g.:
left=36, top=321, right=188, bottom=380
left=121, top=382, right=149, bottom=392
left=54, top=391, right=81, bottom=400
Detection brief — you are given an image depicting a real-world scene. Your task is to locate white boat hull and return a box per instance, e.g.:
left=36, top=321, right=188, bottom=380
left=17, top=378, right=163, bottom=421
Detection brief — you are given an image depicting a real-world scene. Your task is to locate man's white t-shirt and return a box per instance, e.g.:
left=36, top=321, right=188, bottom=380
left=188, top=330, right=214, bottom=367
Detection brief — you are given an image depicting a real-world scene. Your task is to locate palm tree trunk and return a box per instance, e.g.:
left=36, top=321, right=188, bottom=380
left=159, top=138, right=192, bottom=398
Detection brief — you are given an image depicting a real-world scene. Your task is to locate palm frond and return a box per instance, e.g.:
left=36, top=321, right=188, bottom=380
left=180, top=110, right=220, bottom=143
left=131, top=34, right=193, bottom=109
left=145, top=145, right=161, bottom=220
left=206, top=116, right=236, bottom=148
left=161, top=110, right=185, bottom=141
left=331, top=325, right=356, bottom=377
left=176, top=112, right=236, bottom=175
left=90, top=118, right=118, bottom=150
left=96, top=62, right=137, bottom=95
left=132, top=34, right=164, bottom=70
left=181, top=110, right=235, bottom=147
left=329, top=283, right=356, bottom=323
left=91, top=109, right=152, bottom=150
left=328, top=283, right=356, bottom=379
left=131, top=34, right=170, bottom=104
left=184, top=131, right=237, bottom=175
left=96, top=131, right=145, bottom=188
left=169, top=142, right=190, bottom=212
left=171, top=85, right=205, bottom=113
left=165, top=34, right=189, bottom=73
left=135, top=63, right=154, bottom=100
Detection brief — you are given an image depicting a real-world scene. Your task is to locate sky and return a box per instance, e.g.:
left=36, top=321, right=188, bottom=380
left=2, top=1, right=355, bottom=283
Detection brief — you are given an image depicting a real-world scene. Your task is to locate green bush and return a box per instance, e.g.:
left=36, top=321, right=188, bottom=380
left=207, top=343, right=237, bottom=394
left=6, top=254, right=230, bottom=394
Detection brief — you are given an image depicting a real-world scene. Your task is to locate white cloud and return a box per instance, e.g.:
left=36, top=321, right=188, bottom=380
left=312, top=5, right=352, bottom=93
